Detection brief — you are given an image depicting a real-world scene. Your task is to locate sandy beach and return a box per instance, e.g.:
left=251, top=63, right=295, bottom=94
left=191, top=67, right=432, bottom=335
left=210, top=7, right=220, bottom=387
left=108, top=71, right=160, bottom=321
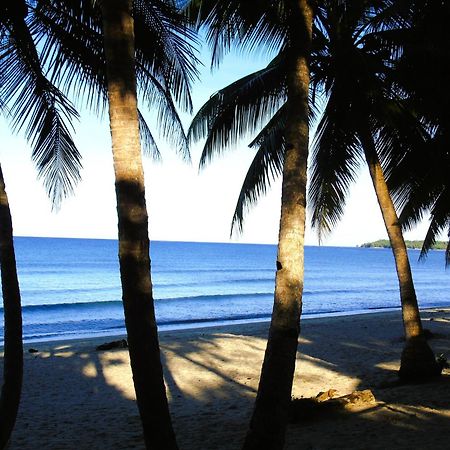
left=3, top=307, right=450, bottom=449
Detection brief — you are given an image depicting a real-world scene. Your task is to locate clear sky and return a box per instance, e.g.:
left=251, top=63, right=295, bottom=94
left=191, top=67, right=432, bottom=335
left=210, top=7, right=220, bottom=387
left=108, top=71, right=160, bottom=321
left=0, top=45, right=434, bottom=247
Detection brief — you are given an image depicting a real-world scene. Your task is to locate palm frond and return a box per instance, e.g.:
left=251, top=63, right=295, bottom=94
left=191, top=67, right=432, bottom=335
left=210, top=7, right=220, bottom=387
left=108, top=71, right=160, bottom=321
left=309, top=89, right=363, bottom=242
left=231, top=105, right=285, bottom=234
left=189, top=54, right=286, bottom=168
left=363, top=0, right=409, bottom=34
left=186, top=0, right=285, bottom=67
left=137, top=63, right=190, bottom=160
left=31, top=106, right=82, bottom=208
left=418, top=189, right=450, bottom=263
left=138, top=109, right=161, bottom=161
left=374, top=97, right=428, bottom=182
left=32, top=0, right=108, bottom=115
left=396, top=169, right=441, bottom=232
left=1, top=5, right=82, bottom=208
left=134, top=0, right=200, bottom=113
left=394, top=129, right=447, bottom=230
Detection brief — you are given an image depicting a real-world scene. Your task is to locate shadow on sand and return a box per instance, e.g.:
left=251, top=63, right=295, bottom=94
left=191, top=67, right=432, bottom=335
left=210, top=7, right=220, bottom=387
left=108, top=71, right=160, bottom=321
left=3, top=308, right=450, bottom=449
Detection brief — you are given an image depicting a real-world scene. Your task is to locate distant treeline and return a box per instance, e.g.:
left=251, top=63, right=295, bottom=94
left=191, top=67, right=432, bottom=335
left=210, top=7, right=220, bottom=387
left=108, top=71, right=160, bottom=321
left=360, top=239, right=447, bottom=250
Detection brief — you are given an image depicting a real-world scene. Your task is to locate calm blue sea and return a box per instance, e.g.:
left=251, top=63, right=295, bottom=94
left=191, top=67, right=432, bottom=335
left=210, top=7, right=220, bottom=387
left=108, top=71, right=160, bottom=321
left=1, top=237, right=449, bottom=343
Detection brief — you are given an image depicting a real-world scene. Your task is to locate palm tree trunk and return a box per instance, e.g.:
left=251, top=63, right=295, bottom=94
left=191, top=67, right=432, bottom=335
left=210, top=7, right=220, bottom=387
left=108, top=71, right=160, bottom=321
left=242, top=1, right=313, bottom=449
left=0, top=163, right=23, bottom=450
left=100, top=1, right=178, bottom=448
left=359, top=127, right=440, bottom=381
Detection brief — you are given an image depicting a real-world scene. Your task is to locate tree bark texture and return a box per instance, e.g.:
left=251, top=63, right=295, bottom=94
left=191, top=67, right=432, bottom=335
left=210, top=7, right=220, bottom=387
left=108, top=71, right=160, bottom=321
left=101, top=1, right=178, bottom=448
left=0, top=163, right=23, bottom=450
left=359, top=128, right=440, bottom=380
left=242, top=1, right=313, bottom=449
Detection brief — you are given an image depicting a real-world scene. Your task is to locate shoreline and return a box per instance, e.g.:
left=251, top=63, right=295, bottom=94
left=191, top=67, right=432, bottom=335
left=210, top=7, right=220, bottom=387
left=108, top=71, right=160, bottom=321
left=8, top=303, right=449, bottom=346
left=14, top=304, right=448, bottom=353
left=4, top=307, right=450, bottom=449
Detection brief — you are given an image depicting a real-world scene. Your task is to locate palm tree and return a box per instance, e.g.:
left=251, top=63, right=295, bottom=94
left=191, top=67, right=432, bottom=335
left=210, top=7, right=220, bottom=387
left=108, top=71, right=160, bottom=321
left=99, top=1, right=179, bottom=447
left=39, top=0, right=198, bottom=447
left=308, top=0, right=440, bottom=380
left=0, top=164, right=23, bottom=449
left=190, top=0, right=440, bottom=383
left=188, top=1, right=314, bottom=448
left=2, top=1, right=198, bottom=447
left=0, top=2, right=82, bottom=446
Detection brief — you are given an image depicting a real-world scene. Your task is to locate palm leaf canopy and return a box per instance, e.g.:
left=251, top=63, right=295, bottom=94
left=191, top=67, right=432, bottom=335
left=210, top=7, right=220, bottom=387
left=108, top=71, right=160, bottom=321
left=383, top=0, right=450, bottom=264
left=1, top=0, right=82, bottom=208
left=186, top=0, right=334, bottom=232
left=187, top=49, right=288, bottom=231
left=231, top=105, right=286, bottom=234
left=394, top=132, right=450, bottom=265
left=1, top=0, right=199, bottom=207
left=186, top=0, right=287, bottom=66
left=308, top=1, right=423, bottom=240
left=188, top=0, right=417, bottom=236
left=34, top=0, right=200, bottom=158
left=189, top=52, right=287, bottom=166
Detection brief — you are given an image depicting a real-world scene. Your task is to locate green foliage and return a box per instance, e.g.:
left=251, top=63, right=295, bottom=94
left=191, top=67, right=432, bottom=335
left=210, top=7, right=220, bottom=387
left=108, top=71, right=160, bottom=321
left=0, top=0, right=82, bottom=208
left=360, top=239, right=448, bottom=250
left=189, top=1, right=450, bottom=269
left=1, top=0, right=199, bottom=207
left=385, top=1, right=450, bottom=266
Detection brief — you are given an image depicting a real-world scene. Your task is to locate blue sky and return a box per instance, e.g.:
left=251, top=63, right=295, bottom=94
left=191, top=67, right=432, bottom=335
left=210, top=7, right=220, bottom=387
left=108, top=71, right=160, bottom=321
left=0, top=45, right=433, bottom=246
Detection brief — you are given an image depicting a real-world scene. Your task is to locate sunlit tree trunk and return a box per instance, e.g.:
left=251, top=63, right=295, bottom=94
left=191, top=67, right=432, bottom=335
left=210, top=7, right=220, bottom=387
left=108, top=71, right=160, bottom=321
left=0, top=163, right=23, bottom=450
left=242, top=1, right=313, bottom=449
left=360, top=128, right=440, bottom=381
left=100, top=1, right=178, bottom=448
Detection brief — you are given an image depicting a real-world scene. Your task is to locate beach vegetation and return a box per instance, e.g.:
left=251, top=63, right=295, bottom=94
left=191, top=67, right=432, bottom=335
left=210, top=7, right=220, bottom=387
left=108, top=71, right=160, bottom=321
left=98, top=1, right=180, bottom=447
left=1, top=0, right=449, bottom=449
left=68, top=0, right=197, bottom=447
left=360, top=239, right=448, bottom=250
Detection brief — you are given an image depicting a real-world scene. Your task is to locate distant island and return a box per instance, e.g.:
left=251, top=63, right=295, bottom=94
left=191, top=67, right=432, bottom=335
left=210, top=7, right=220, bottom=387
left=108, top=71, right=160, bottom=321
left=360, top=239, right=447, bottom=250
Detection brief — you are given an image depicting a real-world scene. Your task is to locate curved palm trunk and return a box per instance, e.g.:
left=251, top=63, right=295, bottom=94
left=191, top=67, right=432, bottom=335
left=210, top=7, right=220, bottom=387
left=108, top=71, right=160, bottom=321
left=0, top=163, right=23, bottom=450
left=359, top=128, right=440, bottom=381
left=100, top=1, right=178, bottom=448
left=243, top=2, right=313, bottom=449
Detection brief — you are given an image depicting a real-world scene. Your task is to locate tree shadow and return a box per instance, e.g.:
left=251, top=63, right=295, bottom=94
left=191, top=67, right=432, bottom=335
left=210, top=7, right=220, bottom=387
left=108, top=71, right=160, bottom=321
left=160, top=309, right=450, bottom=450
left=285, top=375, right=450, bottom=450
left=4, top=308, right=450, bottom=450
left=284, top=309, right=450, bottom=449
left=9, top=341, right=145, bottom=449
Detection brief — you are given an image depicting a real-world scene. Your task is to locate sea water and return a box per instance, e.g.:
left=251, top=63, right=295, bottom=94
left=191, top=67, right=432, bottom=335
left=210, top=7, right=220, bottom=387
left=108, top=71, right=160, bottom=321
left=1, top=237, right=449, bottom=343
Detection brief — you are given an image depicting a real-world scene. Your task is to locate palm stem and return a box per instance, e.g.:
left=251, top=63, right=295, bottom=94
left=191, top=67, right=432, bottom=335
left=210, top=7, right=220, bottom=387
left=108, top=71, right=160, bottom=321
left=359, top=125, right=440, bottom=380
left=0, top=163, right=23, bottom=450
left=101, top=1, right=178, bottom=447
left=243, top=1, right=313, bottom=448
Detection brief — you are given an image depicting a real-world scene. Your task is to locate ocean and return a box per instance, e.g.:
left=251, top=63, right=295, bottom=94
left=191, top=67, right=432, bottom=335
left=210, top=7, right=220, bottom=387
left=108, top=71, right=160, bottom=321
left=1, top=237, right=449, bottom=343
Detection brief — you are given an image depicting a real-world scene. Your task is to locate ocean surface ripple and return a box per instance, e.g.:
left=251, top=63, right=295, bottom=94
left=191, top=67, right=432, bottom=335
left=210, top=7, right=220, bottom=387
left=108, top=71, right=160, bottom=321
left=1, top=237, right=448, bottom=343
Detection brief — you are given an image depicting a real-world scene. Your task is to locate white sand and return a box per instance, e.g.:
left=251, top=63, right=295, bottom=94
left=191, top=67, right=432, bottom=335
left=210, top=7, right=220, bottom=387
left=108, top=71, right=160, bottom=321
left=3, top=308, right=450, bottom=449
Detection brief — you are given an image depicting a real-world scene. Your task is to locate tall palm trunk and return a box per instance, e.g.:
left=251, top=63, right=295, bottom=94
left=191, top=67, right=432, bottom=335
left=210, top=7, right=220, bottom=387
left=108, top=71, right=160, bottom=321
left=359, top=128, right=440, bottom=381
left=243, top=1, right=313, bottom=449
left=0, top=163, right=23, bottom=450
left=100, top=1, right=178, bottom=448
